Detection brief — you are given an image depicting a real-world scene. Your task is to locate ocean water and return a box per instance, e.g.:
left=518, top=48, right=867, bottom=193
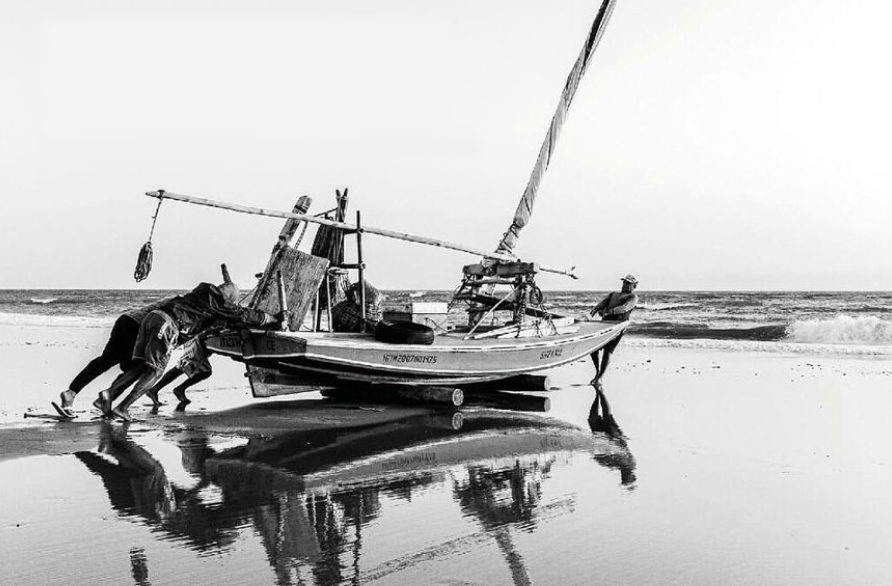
left=1, top=289, right=891, bottom=356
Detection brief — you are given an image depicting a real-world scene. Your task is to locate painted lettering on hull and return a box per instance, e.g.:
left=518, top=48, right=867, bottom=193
left=539, top=348, right=563, bottom=360
left=217, top=335, right=241, bottom=350
left=383, top=354, right=438, bottom=364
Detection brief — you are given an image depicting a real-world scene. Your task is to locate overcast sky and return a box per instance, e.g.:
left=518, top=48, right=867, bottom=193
left=1, top=0, right=890, bottom=291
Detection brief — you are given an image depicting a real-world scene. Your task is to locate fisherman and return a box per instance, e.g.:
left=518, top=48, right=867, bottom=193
left=144, top=335, right=214, bottom=408
left=589, top=274, right=638, bottom=388
left=330, top=280, right=384, bottom=332
left=99, top=268, right=281, bottom=421
left=53, top=296, right=176, bottom=418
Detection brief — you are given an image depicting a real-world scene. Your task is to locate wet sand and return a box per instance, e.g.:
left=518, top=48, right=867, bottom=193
left=1, top=323, right=891, bottom=585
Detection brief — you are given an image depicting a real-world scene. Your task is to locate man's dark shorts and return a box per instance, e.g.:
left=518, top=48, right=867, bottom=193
left=602, top=331, right=625, bottom=354
left=132, top=310, right=178, bottom=372
left=178, top=338, right=212, bottom=380
left=102, top=315, right=142, bottom=368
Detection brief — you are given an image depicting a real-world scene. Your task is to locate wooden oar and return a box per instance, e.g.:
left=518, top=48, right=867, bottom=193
left=145, top=190, right=578, bottom=278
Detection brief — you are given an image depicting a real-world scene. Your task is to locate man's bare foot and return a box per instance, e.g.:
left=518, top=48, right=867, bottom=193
left=60, top=389, right=76, bottom=410
left=173, top=388, right=191, bottom=406
left=145, top=389, right=163, bottom=407
left=111, top=406, right=134, bottom=422
left=93, top=391, right=112, bottom=416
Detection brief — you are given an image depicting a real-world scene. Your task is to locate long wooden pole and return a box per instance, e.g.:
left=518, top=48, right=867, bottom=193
left=145, top=190, right=578, bottom=278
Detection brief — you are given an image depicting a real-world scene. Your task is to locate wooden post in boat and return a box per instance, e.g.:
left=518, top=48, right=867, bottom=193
left=276, top=271, right=289, bottom=331
left=356, top=210, right=367, bottom=332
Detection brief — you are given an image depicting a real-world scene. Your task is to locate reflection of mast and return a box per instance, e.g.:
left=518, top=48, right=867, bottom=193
left=494, top=530, right=532, bottom=586
left=453, top=461, right=549, bottom=586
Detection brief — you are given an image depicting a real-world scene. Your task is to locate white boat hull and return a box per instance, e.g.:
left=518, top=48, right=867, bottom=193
left=205, top=320, right=627, bottom=386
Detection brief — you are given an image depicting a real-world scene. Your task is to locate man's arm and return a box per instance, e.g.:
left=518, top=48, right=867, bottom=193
left=225, top=306, right=279, bottom=327
left=590, top=294, right=612, bottom=316
left=603, top=293, right=638, bottom=316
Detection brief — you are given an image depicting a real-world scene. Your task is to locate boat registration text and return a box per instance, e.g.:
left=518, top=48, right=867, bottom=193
left=383, top=353, right=438, bottom=364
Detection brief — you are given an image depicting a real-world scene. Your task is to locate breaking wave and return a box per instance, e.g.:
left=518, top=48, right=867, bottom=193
left=787, top=316, right=892, bottom=345
left=638, top=302, right=701, bottom=311
left=626, top=337, right=892, bottom=357
left=29, top=297, right=58, bottom=304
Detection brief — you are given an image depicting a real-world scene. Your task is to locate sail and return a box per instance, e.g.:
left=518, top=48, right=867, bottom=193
left=494, top=0, right=618, bottom=257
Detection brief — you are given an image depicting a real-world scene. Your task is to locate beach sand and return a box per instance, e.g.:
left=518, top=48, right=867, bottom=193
left=1, top=323, right=890, bottom=585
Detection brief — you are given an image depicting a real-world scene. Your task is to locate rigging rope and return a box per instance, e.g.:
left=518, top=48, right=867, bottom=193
left=134, top=197, right=164, bottom=282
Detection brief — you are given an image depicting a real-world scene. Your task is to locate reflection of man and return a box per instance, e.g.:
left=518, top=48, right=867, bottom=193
left=588, top=387, right=637, bottom=488
left=74, top=422, right=175, bottom=521
left=74, top=424, right=235, bottom=553
left=589, top=274, right=638, bottom=388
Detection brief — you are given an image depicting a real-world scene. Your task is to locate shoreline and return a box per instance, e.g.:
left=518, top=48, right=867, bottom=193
left=2, top=321, right=890, bottom=585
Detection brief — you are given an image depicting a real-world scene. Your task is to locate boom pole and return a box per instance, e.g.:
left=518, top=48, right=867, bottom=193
left=145, top=190, right=578, bottom=279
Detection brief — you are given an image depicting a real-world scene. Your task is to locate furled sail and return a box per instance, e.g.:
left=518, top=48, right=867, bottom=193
left=494, top=0, right=618, bottom=257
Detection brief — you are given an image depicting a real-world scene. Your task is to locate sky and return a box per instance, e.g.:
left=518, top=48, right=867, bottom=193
left=1, top=0, right=890, bottom=291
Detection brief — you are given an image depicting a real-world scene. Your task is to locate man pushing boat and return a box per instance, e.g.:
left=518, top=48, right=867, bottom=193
left=92, top=266, right=281, bottom=421
left=589, top=274, right=638, bottom=388
left=54, top=295, right=176, bottom=417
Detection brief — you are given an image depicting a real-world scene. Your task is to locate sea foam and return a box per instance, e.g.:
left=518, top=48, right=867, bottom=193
left=627, top=337, right=892, bottom=357
left=0, top=312, right=112, bottom=328
left=788, top=315, right=892, bottom=345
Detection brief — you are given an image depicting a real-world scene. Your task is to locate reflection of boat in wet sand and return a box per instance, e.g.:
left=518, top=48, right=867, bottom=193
left=77, top=392, right=634, bottom=585
left=206, top=409, right=634, bottom=495
left=203, top=404, right=635, bottom=584
left=138, top=0, right=623, bottom=395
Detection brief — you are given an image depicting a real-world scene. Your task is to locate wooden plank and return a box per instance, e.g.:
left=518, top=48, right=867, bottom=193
left=250, top=197, right=312, bottom=310
left=462, top=261, right=539, bottom=277
left=246, top=365, right=339, bottom=397
left=251, top=249, right=330, bottom=330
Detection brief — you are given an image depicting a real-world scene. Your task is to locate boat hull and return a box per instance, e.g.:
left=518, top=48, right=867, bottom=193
left=205, top=320, right=627, bottom=386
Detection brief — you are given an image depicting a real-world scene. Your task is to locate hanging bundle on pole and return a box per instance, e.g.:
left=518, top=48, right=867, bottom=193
left=134, top=194, right=164, bottom=282
left=133, top=241, right=153, bottom=282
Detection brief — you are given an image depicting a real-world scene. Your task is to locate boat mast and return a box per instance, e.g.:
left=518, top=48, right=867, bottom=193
left=493, top=0, right=618, bottom=257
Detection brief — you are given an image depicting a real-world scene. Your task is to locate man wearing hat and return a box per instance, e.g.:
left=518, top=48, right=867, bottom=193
left=589, top=274, right=639, bottom=388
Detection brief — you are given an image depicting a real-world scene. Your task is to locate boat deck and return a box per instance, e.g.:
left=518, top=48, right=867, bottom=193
left=290, top=319, right=623, bottom=350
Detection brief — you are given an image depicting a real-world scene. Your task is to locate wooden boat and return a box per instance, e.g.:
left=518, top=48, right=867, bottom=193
left=206, top=319, right=627, bottom=388
left=141, top=0, right=623, bottom=397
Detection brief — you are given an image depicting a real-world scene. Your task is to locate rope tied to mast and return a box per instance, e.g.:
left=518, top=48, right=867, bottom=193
left=134, top=193, right=164, bottom=282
